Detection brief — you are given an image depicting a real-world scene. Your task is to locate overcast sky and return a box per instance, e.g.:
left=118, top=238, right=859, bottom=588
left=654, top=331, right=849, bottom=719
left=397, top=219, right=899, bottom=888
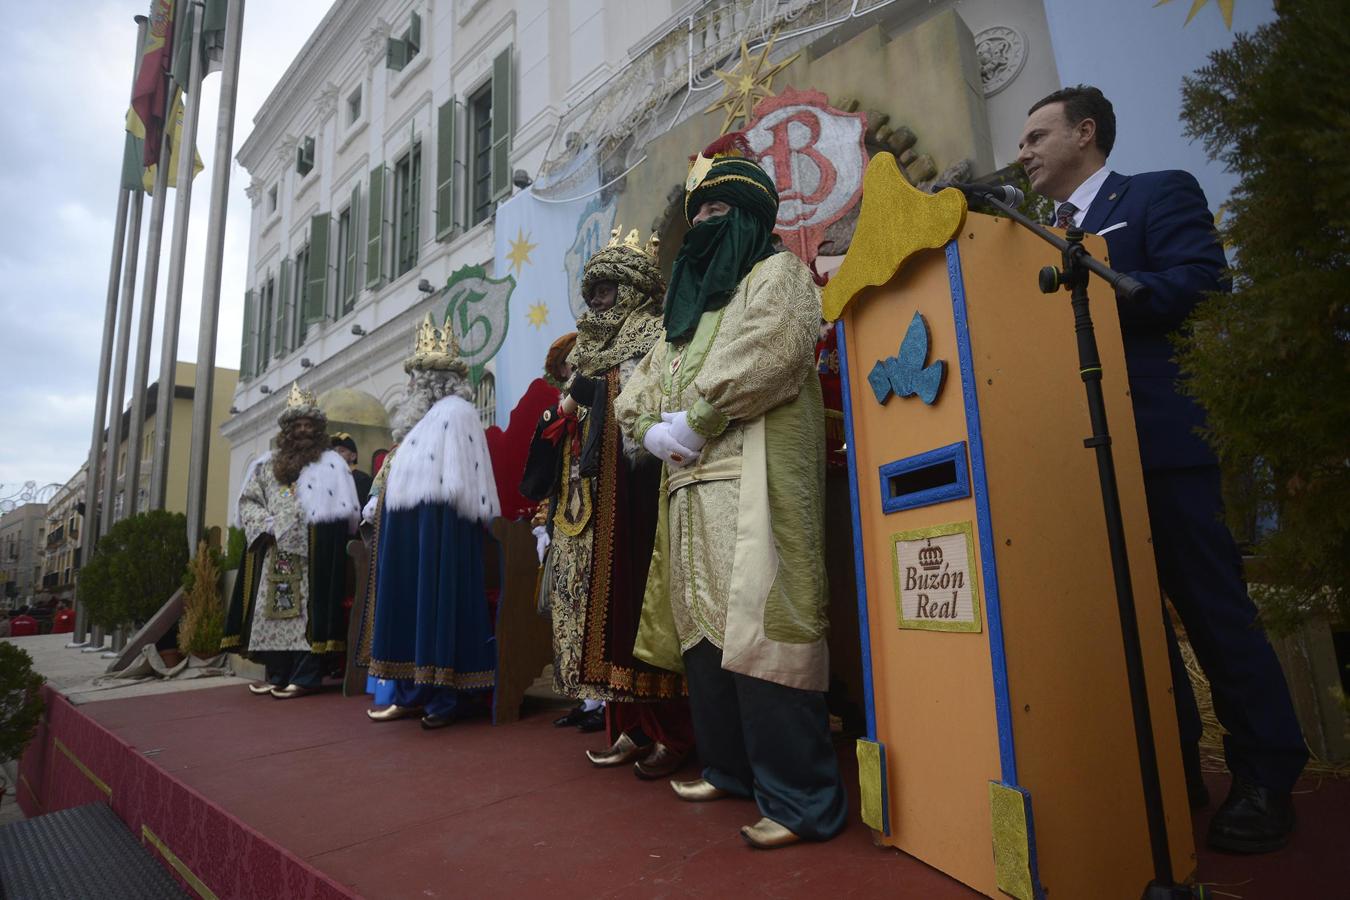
left=0, top=0, right=332, bottom=495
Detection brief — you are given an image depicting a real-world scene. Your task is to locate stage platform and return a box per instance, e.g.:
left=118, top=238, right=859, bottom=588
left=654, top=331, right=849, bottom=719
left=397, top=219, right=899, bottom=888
left=13, top=667, right=1348, bottom=898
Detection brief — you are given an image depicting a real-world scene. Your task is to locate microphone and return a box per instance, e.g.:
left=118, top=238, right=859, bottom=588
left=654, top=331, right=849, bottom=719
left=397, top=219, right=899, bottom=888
left=932, top=181, right=1026, bottom=208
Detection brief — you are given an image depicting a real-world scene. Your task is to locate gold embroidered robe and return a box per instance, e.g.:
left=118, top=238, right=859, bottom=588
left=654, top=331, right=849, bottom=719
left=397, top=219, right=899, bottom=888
left=614, top=251, right=831, bottom=691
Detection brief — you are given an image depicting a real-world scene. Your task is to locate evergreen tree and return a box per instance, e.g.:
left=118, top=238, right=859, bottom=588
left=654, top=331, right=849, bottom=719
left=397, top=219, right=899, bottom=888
left=1176, top=0, right=1350, bottom=627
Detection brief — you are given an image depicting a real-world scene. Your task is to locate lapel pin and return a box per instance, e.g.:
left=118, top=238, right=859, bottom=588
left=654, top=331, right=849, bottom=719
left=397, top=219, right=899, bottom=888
left=1108, top=192, right=1117, bottom=200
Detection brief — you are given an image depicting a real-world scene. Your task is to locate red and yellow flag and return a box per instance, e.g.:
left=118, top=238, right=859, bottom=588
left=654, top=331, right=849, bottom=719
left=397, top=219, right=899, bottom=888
left=130, top=0, right=176, bottom=168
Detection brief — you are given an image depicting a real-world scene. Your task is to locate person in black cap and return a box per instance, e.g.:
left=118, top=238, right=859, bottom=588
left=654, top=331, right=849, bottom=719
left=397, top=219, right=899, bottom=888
left=614, top=133, right=846, bottom=849
left=332, top=432, right=373, bottom=509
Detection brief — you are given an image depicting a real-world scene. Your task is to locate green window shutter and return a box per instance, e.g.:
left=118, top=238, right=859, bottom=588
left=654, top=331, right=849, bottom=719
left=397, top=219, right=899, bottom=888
left=490, top=45, right=514, bottom=201
left=345, top=183, right=360, bottom=309
left=306, top=214, right=329, bottom=323
left=240, top=289, right=255, bottom=381
left=386, top=37, right=408, bottom=71
left=411, top=143, right=422, bottom=264
left=408, top=12, right=421, bottom=54
left=276, top=258, right=292, bottom=357
left=435, top=100, right=456, bottom=240
left=365, top=165, right=385, bottom=289
left=296, top=136, right=315, bottom=176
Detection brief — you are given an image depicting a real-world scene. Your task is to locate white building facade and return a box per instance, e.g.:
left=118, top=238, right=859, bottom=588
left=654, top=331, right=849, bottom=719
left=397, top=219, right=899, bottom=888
left=224, top=0, right=1255, bottom=504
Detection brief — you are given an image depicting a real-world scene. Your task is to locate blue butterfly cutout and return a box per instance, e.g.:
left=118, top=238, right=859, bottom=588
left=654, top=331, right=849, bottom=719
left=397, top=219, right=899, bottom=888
left=867, top=312, right=945, bottom=406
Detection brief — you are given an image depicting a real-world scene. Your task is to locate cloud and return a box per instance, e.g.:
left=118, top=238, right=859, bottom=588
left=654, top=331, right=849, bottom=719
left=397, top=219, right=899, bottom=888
left=0, top=0, right=330, bottom=495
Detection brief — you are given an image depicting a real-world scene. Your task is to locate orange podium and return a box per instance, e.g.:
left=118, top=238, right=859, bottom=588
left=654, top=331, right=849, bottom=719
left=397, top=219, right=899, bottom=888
left=824, top=154, right=1194, bottom=899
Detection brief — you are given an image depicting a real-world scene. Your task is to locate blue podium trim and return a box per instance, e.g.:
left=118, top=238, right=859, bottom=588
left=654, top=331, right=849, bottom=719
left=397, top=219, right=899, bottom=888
left=836, top=319, right=878, bottom=742
left=946, top=239, right=1018, bottom=785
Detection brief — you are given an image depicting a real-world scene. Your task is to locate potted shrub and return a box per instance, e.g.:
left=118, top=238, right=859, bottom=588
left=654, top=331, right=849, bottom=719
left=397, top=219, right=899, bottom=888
left=0, top=642, right=45, bottom=807
left=178, top=541, right=225, bottom=661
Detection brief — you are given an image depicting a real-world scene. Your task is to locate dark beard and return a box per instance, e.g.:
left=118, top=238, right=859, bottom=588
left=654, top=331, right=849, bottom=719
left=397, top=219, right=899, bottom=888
left=273, top=428, right=329, bottom=485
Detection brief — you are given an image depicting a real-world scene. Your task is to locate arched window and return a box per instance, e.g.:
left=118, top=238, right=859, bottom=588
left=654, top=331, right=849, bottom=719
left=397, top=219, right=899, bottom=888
left=474, top=372, right=496, bottom=429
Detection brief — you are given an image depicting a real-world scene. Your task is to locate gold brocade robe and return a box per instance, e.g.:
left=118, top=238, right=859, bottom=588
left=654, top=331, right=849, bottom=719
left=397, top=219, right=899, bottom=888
left=614, top=251, right=831, bottom=691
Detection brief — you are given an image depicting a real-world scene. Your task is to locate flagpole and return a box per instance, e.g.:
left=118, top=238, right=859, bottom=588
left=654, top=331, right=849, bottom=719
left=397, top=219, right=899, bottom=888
left=122, top=112, right=174, bottom=520
left=186, top=0, right=244, bottom=552
left=149, top=1, right=206, bottom=512
left=149, top=0, right=206, bottom=513
left=70, top=14, right=149, bottom=649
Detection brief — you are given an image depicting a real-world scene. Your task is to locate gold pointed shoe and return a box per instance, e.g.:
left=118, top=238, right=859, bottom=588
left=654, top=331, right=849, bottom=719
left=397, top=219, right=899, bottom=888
left=270, top=683, right=319, bottom=700
left=586, top=732, right=651, bottom=767
left=740, top=817, right=801, bottom=850
left=670, top=778, right=730, bottom=802
left=248, top=682, right=276, bottom=695
left=366, top=704, right=423, bottom=722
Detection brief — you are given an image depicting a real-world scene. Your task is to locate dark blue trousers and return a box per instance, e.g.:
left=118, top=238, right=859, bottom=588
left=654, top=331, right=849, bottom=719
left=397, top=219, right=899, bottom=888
left=1147, top=466, right=1307, bottom=793
left=682, top=640, right=848, bottom=841
left=258, top=650, right=325, bottom=689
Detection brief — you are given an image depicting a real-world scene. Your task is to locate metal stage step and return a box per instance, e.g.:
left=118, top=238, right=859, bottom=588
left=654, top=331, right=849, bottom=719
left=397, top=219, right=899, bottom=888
left=0, top=802, right=187, bottom=900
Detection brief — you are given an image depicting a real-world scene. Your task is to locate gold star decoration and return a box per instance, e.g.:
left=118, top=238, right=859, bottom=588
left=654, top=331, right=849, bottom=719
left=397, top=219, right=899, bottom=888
left=526, top=302, right=549, bottom=329
left=1154, top=0, right=1237, bottom=29
left=705, top=36, right=799, bottom=134
left=505, top=228, right=537, bottom=276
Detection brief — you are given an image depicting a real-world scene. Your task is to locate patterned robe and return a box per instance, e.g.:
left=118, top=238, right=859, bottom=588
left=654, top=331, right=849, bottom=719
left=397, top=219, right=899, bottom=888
left=614, top=251, right=831, bottom=691
left=541, top=357, right=682, bottom=702
left=225, top=450, right=359, bottom=654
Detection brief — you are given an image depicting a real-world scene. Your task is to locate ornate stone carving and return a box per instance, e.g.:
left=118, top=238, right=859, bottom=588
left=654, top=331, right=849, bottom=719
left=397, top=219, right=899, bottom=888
left=975, top=26, right=1027, bottom=98
left=245, top=176, right=264, bottom=203
left=275, top=134, right=299, bottom=166
left=315, top=82, right=341, bottom=120
left=361, top=18, right=392, bottom=60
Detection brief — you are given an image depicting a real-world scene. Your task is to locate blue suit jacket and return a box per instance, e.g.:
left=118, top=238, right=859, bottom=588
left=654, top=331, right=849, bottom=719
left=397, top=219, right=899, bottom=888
left=1081, top=170, right=1227, bottom=471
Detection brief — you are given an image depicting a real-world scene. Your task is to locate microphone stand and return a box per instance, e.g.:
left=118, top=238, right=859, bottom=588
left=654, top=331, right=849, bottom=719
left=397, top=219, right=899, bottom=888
left=970, top=192, right=1200, bottom=900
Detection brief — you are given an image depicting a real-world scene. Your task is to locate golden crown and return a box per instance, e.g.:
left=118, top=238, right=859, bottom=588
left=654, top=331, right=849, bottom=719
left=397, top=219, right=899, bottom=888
left=285, top=382, right=318, bottom=410
left=404, top=312, right=468, bottom=374
left=605, top=225, right=660, bottom=261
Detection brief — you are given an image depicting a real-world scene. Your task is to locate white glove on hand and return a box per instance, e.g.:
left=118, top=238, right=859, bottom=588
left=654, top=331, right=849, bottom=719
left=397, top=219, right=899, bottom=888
left=532, top=525, right=551, bottom=564
left=642, top=422, right=701, bottom=469
left=361, top=494, right=379, bottom=524
left=662, top=411, right=707, bottom=452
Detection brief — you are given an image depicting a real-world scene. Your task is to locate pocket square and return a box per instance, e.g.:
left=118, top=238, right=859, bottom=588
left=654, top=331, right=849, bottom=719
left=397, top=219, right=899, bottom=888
left=1096, top=221, right=1128, bottom=236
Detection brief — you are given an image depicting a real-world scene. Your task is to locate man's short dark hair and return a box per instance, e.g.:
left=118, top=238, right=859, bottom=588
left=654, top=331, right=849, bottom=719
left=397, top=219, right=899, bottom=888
left=1029, top=85, right=1116, bottom=157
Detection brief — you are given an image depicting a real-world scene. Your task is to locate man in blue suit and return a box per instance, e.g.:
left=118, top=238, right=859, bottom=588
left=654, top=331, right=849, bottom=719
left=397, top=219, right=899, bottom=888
left=1017, top=86, right=1306, bottom=853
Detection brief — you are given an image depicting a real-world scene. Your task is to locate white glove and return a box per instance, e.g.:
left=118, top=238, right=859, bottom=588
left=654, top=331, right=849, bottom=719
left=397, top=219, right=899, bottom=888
left=532, top=525, right=551, bottom=564
left=361, top=494, right=379, bottom=524
left=662, top=411, right=707, bottom=451
left=643, top=421, right=700, bottom=469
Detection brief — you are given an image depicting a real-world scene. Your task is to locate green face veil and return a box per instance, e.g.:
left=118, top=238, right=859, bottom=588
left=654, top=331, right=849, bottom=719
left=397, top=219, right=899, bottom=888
left=663, top=136, right=780, bottom=345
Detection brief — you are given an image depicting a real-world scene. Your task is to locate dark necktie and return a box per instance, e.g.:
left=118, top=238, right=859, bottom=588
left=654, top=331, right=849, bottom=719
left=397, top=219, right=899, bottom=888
left=1054, top=201, right=1079, bottom=229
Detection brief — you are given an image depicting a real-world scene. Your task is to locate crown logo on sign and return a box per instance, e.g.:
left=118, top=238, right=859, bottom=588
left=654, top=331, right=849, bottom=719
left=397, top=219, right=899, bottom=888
left=285, top=382, right=318, bottom=411
left=605, top=224, right=660, bottom=262
left=918, top=540, right=943, bottom=571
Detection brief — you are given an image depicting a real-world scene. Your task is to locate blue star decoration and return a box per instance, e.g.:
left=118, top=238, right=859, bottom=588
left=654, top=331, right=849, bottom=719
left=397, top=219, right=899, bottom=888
left=868, top=312, right=945, bottom=406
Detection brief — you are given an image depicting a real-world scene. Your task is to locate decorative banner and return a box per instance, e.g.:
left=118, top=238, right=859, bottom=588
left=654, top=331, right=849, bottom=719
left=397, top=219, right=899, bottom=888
left=891, top=521, right=982, bottom=633
left=442, top=264, right=515, bottom=383
left=869, top=311, right=946, bottom=406
left=745, top=88, right=868, bottom=262
left=491, top=179, right=601, bottom=423
left=563, top=196, right=617, bottom=321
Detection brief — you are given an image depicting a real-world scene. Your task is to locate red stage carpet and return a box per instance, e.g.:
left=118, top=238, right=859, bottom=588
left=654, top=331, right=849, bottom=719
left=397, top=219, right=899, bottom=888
left=17, top=682, right=1346, bottom=899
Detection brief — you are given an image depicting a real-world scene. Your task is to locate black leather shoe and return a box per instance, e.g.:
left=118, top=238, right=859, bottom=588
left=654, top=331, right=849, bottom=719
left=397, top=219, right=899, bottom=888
left=420, top=713, right=456, bottom=730
left=1206, top=777, right=1295, bottom=854
left=1182, top=743, right=1210, bottom=810
left=575, top=707, right=605, bottom=733
left=553, top=705, right=587, bottom=728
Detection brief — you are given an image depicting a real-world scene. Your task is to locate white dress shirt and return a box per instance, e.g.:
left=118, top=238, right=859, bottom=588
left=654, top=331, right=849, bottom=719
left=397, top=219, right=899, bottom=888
left=1059, top=165, right=1110, bottom=228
